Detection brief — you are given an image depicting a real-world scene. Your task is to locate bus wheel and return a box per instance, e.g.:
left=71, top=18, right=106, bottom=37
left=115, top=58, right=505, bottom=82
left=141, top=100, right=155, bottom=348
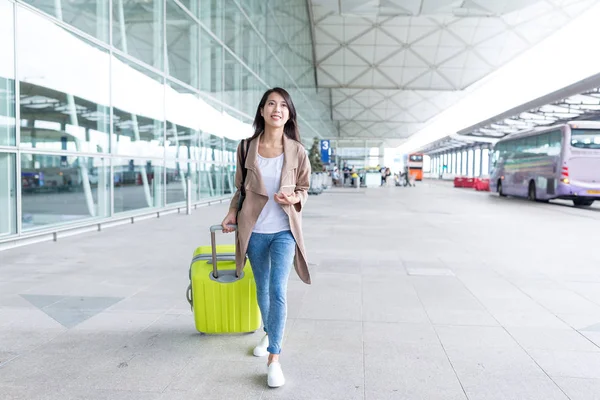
left=528, top=181, right=537, bottom=202
left=573, top=199, right=595, bottom=207
left=498, top=180, right=506, bottom=197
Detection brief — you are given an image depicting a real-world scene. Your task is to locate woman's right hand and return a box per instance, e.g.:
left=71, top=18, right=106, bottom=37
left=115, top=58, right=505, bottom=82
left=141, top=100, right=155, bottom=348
left=221, top=211, right=237, bottom=233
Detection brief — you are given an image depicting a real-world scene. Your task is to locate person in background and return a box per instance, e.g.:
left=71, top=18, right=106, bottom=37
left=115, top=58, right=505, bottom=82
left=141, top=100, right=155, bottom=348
left=221, top=87, right=312, bottom=388
left=332, top=167, right=341, bottom=186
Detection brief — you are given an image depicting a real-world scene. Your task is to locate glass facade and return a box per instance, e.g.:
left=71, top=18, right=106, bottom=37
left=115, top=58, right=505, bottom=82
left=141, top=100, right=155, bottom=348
left=0, top=0, right=335, bottom=238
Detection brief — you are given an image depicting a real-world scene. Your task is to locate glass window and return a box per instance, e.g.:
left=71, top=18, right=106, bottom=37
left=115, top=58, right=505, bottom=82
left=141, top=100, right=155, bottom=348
left=166, top=160, right=198, bottom=204
left=224, top=138, right=238, bottom=165
left=525, top=136, right=536, bottom=153
left=550, top=130, right=562, bottom=146
left=491, top=150, right=499, bottom=168
left=113, top=158, right=164, bottom=212
left=21, top=153, right=109, bottom=229
left=224, top=3, right=264, bottom=77
left=548, top=130, right=562, bottom=155
left=177, top=0, right=197, bottom=16
left=18, top=8, right=110, bottom=153
left=0, top=1, right=16, bottom=147
left=199, top=27, right=223, bottom=99
left=537, top=133, right=550, bottom=151
left=22, top=0, right=109, bottom=42
left=165, top=82, right=198, bottom=160
left=571, top=129, right=600, bottom=149
left=166, top=1, right=199, bottom=87
left=223, top=164, right=235, bottom=195
left=112, top=0, right=163, bottom=70
left=0, top=152, right=16, bottom=236
left=200, top=0, right=223, bottom=39
left=224, top=52, right=255, bottom=113
left=239, top=0, right=266, bottom=34
left=199, top=132, right=223, bottom=162
left=199, top=162, right=224, bottom=198
left=112, top=55, right=165, bottom=157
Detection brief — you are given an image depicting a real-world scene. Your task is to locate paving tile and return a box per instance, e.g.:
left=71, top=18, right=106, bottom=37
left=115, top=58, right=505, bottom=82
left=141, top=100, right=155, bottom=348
left=506, top=327, right=600, bottom=352
left=363, top=321, right=440, bottom=346
left=444, top=346, right=546, bottom=379
left=297, top=274, right=362, bottom=321
left=427, top=309, right=499, bottom=326
left=491, top=311, right=572, bottom=330
left=0, top=386, right=164, bottom=400
left=528, top=350, right=600, bottom=379
left=435, top=325, right=519, bottom=349
left=460, top=375, right=569, bottom=400
left=283, top=319, right=363, bottom=366
left=70, top=311, right=162, bottom=333
left=553, top=377, right=600, bottom=400
left=261, top=363, right=364, bottom=400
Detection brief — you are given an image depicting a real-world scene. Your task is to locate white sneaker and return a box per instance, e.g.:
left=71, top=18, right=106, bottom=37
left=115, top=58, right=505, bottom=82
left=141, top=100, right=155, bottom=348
left=253, top=334, right=269, bottom=357
left=267, top=361, right=285, bottom=388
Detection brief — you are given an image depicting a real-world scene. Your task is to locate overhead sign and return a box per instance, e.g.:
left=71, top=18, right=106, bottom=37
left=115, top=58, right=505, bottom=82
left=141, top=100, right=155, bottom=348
left=320, top=140, right=331, bottom=163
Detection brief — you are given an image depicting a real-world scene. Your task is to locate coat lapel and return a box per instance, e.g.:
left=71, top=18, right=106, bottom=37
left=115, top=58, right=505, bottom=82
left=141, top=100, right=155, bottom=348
left=244, top=137, right=268, bottom=197
left=244, top=134, right=299, bottom=197
left=280, top=134, right=299, bottom=187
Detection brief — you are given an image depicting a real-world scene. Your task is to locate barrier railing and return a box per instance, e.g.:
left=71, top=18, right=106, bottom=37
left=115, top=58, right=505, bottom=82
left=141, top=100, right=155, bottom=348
left=454, top=176, right=490, bottom=191
left=308, top=172, right=331, bottom=195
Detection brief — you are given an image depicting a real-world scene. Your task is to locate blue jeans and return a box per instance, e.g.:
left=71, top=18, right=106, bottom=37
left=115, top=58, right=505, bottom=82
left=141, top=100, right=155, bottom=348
left=246, top=230, right=296, bottom=355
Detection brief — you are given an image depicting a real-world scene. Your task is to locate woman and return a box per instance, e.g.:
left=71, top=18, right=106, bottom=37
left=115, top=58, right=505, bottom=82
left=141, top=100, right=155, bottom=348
left=221, top=87, right=311, bottom=388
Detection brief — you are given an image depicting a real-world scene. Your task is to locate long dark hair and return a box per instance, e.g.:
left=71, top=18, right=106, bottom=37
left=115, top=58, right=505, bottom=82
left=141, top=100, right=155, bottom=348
left=250, top=87, right=300, bottom=142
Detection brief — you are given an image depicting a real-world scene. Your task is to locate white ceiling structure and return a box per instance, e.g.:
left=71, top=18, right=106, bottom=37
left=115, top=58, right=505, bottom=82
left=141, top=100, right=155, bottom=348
left=309, top=0, right=598, bottom=147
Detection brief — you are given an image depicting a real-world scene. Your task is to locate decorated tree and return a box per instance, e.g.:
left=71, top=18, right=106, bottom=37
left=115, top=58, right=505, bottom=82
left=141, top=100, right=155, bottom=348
left=308, top=136, right=323, bottom=172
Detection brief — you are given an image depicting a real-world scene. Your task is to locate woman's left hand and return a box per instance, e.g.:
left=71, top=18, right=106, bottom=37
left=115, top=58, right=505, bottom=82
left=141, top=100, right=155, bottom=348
left=274, top=192, right=300, bottom=205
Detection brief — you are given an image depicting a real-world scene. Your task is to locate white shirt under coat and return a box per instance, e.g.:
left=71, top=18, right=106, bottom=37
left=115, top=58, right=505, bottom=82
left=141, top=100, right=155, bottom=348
left=253, top=153, right=291, bottom=234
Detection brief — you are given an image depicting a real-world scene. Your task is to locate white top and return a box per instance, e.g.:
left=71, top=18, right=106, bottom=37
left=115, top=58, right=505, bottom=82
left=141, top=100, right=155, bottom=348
left=253, top=153, right=291, bottom=234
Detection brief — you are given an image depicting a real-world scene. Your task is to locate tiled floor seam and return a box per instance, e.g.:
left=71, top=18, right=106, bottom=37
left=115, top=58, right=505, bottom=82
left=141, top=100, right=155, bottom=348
left=408, top=275, right=470, bottom=400
left=361, top=270, right=366, bottom=400
left=495, top=272, right=600, bottom=351
left=452, top=272, right=577, bottom=399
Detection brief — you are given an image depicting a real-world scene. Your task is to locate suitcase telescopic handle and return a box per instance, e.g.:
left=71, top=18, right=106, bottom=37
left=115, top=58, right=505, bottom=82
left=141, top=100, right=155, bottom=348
left=210, top=224, right=237, bottom=279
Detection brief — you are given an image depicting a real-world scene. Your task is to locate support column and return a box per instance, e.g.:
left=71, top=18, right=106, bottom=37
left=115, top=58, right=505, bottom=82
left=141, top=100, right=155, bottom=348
left=0, top=154, right=15, bottom=235
left=479, top=147, right=484, bottom=177
left=454, top=151, right=458, bottom=175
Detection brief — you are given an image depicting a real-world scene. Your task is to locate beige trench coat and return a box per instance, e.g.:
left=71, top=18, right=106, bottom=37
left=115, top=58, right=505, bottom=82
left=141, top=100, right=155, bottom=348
left=229, top=133, right=312, bottom=284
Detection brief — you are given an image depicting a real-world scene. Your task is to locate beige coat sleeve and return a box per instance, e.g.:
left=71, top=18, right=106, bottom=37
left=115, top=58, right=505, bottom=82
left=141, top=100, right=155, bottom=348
left=228, top=142, right=244, bottom=212
left=294, top=150, right=311, bottom=213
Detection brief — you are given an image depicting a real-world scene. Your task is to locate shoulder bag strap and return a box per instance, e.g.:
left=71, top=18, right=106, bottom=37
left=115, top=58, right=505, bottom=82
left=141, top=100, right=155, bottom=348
left=240, top=139, right=250, bottom=196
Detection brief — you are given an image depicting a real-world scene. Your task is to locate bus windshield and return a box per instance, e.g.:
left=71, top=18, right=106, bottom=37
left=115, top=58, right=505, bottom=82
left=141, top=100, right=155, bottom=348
left=571, top=129, right=600, bottom=149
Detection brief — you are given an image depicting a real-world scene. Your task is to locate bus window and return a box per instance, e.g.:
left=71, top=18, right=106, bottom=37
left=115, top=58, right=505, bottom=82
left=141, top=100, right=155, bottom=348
left=537, top=133, right=550, bottom=155
left=571, top=129, right=600, bottom=149
left=549, top=130, right=562, bottom=155
left=525, top=136, right=536, bottom=154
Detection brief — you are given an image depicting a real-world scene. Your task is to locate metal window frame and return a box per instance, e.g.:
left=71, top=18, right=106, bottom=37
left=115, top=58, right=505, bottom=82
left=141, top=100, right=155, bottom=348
left=13, top=0, right=22, bottom=236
